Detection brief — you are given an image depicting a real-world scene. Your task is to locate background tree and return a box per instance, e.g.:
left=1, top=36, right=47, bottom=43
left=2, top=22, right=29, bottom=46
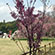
left=0, top=21, right=17, bottom=33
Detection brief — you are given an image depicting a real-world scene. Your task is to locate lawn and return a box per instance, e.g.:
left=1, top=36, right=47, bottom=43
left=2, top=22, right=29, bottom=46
left=0, top=38, right=29, bottom=55
left=0, top=38, right=54, bottom=55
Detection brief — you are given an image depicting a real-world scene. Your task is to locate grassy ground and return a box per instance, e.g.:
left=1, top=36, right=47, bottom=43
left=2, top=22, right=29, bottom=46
left=0, top=38, right=29, bottom=55
left=0, top=38, right=55, bottom=55
left=0, top=38, right=21, bottom=55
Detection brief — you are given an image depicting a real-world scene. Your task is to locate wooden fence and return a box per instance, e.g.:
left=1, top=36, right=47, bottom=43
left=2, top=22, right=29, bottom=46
left=37, top=41, right=55, bottom=55
left=22, top=42, right=55, bottom=55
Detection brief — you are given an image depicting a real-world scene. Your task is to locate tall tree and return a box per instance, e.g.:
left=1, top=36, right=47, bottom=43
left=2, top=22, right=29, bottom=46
left=7, top=0, right=50, bottom=55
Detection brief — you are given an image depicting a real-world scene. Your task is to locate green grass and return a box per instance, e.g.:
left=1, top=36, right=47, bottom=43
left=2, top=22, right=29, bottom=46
left=13, top=37, right=55, bottom=41
left=0, top=38, right=55, bottom=55
left=0, top=38, right=21, bottom=55
left=0, top=38, right=29, bottom=55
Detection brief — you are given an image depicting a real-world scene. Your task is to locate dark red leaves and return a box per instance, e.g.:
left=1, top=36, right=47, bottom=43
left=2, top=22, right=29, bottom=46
left=33, top=14, right=40, bottom=17
left=30, top=0, right=32, bottom=3
left=10, top=0, right=49, bottom=51
left=10, top=11, right=17, bottom=18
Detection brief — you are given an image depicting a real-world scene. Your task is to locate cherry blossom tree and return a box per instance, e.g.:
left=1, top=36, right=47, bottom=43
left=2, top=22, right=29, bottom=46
left=6, top=0, right=50, bottom=55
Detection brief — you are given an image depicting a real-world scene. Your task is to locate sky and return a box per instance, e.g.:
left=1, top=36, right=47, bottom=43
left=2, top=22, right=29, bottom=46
left=0, top=0, right=55, bottom=22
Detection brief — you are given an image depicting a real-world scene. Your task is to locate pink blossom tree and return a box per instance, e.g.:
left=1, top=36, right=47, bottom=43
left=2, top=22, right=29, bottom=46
left=6, top=0, right=50, bottom=55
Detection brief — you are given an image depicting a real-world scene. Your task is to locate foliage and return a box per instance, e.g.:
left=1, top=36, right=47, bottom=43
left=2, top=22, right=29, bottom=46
left=7, top=0, right=51, bottom=55
left=0, top=21, right=18, bottom=33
